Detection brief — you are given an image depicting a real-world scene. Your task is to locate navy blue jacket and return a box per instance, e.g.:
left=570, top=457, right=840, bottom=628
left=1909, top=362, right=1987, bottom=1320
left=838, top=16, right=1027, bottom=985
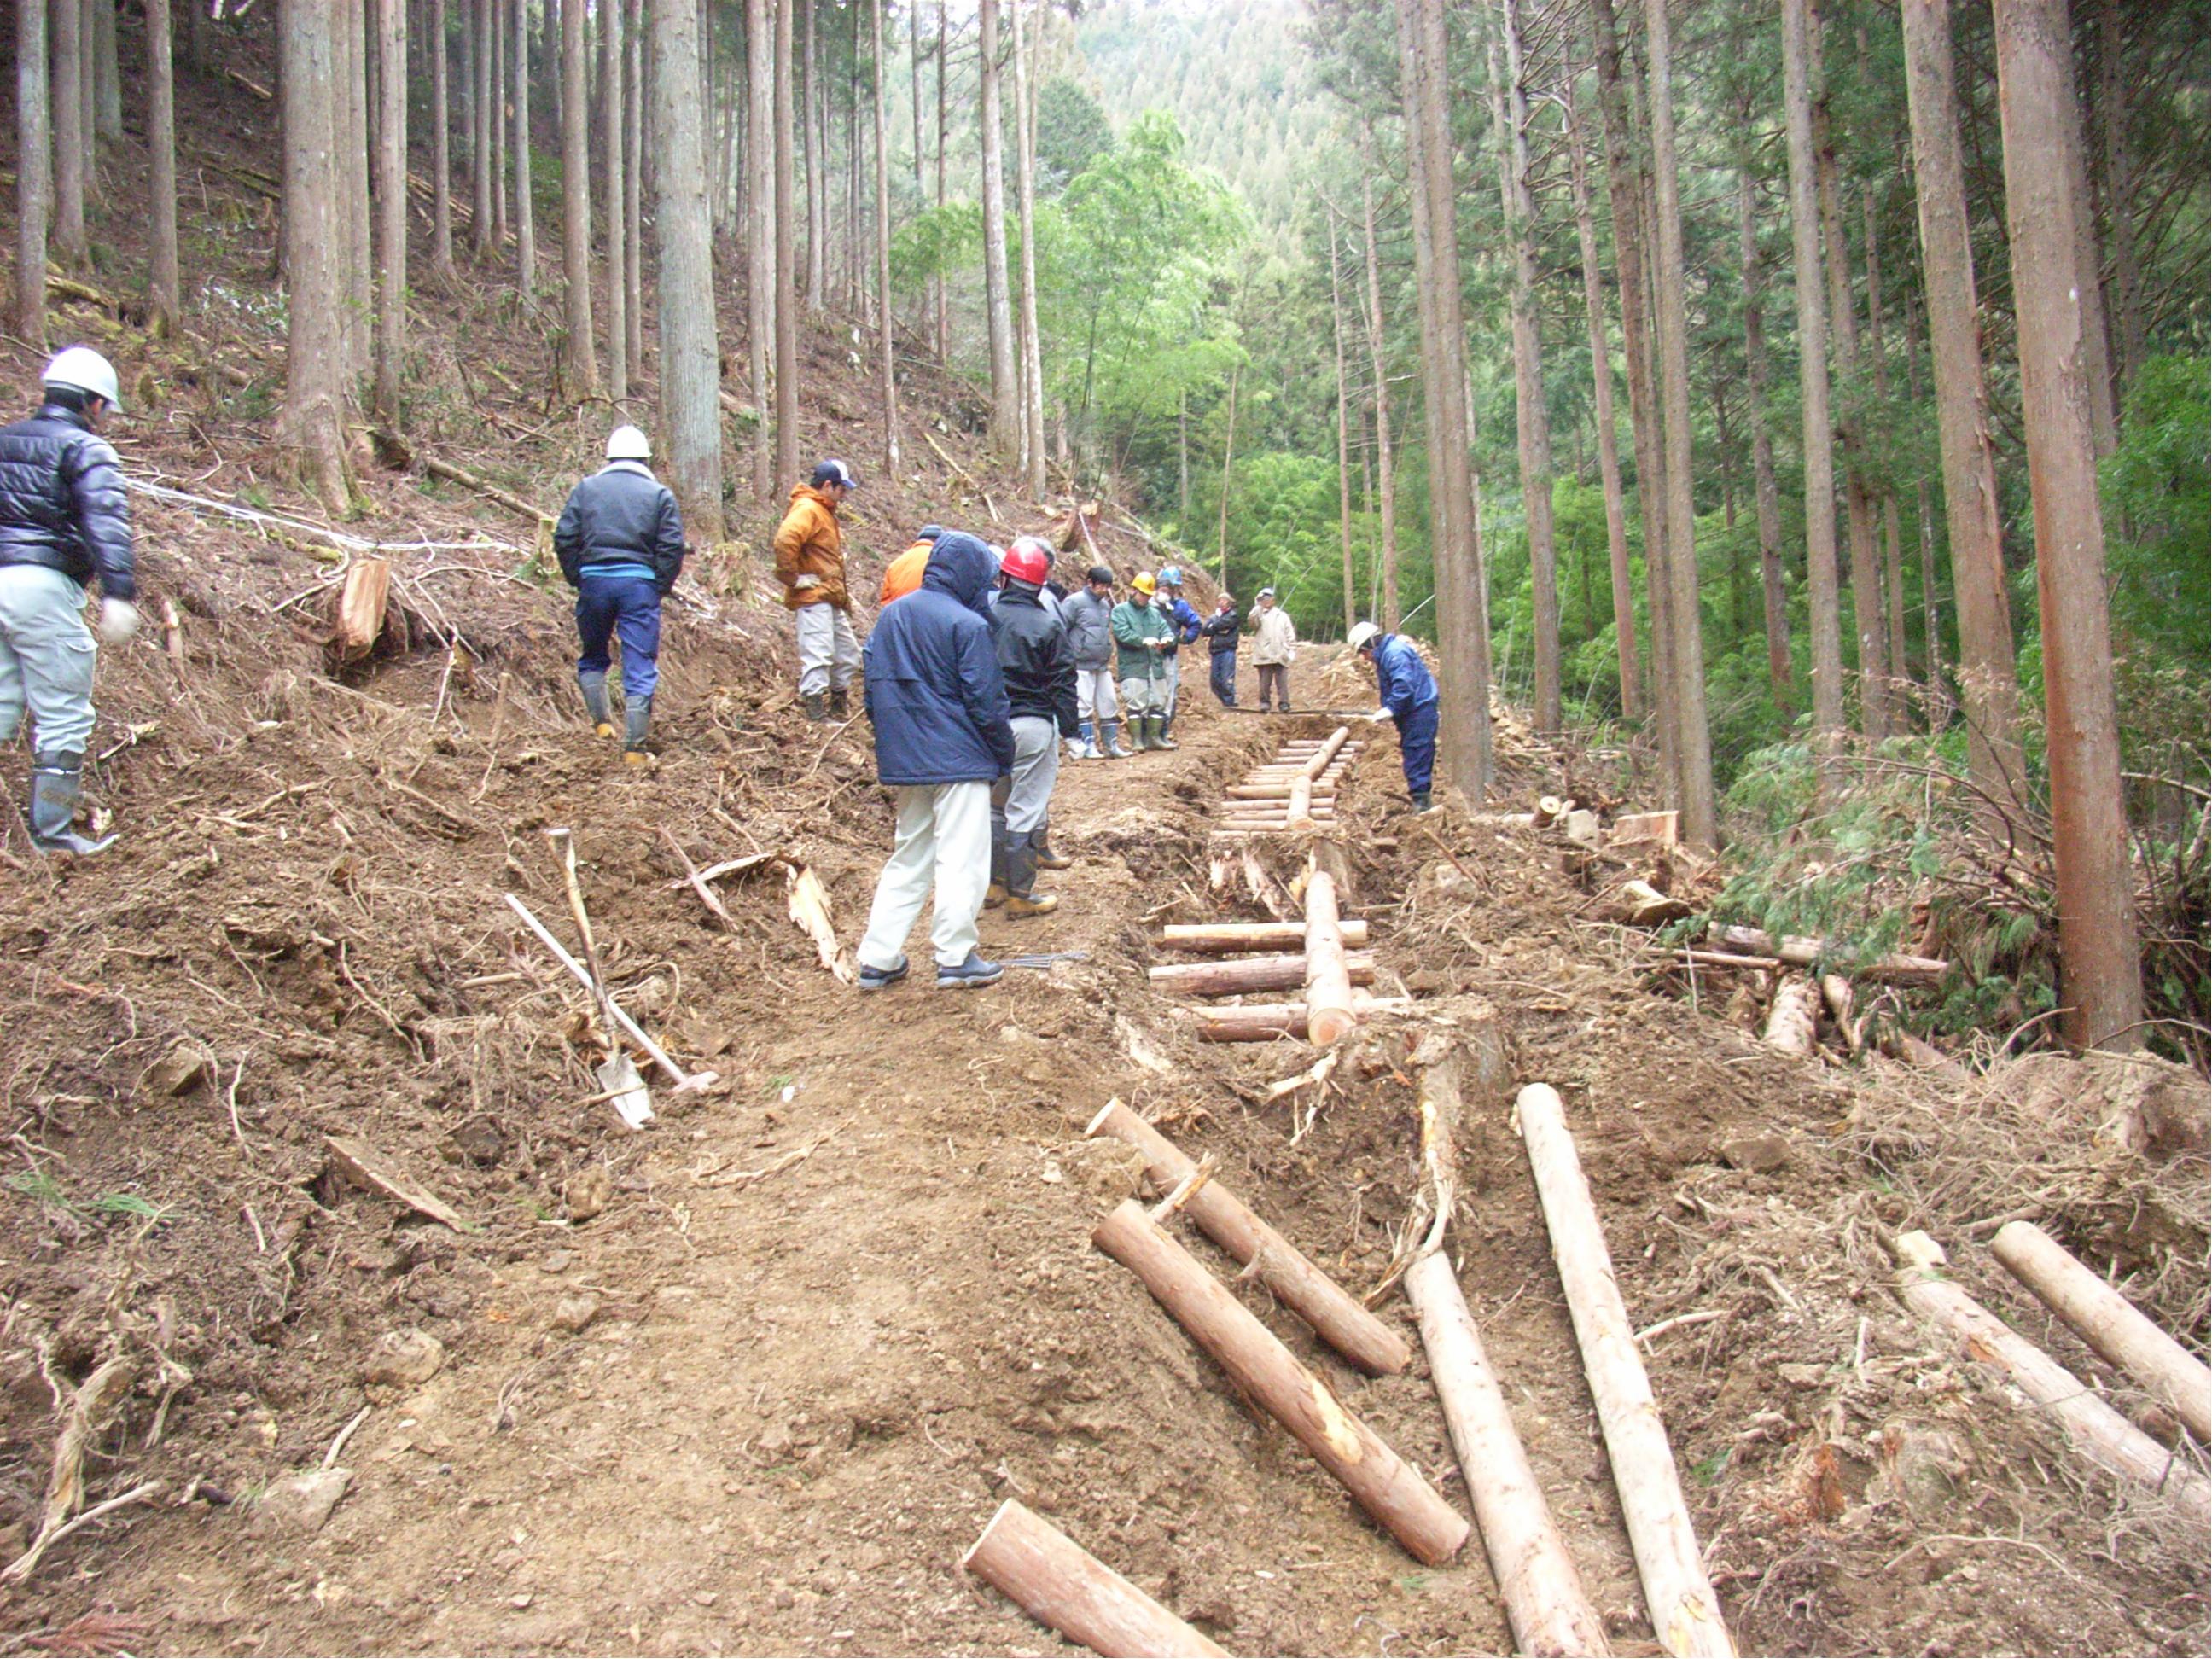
left=863, top=533, right=1016, bottom=786
left=1371, top=633, right=1440, bottom=722
left=1165, top=596, right=1204, bottom=646
left=554, top=461, right=687, bottom=593
left=1200, top=609, right=1240, bottom=655
left=0, top=404, right=136, bottom=600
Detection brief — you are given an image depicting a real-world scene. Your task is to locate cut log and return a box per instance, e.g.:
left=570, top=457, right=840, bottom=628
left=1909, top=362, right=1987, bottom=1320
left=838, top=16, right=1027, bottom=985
left=1890, top=1231, right=2209, bottom=1523
left=1284, top=775, right=1315, bottom=830
left=1989, top=1220, right=2212, bottom=1442
left=1301, top=727, right=1352, bottom=778
left=1708, top=924, right=1947, bottom=986
left=1516, top=1085, right=1734, bottom=1657
left=1562, top=808, right=1605, bottom=849
left=332, top=557, right=392, bottom=661
left=1611, top=810, right=1680, bottom=848
left=1087, top=1100, right=1411, bottom=1375
left=1147, top=952, right=1375, bottom=996
left=1671, top=950, right=1783, bottom=972
left=1602, top=879, right=1691, bottom=927
left=1160, top=921, right=1369, bottom=953
left=1225, top=783, right=1339, bottom=800
left=1091, top=1200, right=1467, bottom=1563
left=1188, top=997, right=1412, bottom=1042
left=323, top=1136, right=470, bottom=1231
left=422, top=454, right=557, bottom=525
left=1819, top=975, right=1862, bottom=1054
left=1304, top=869, right=1359, bottom=1047
left=1470, top=812, right=1539, bottom=828
left=1534, top=795, right=1568, bottom=828
left=962, top=1499, right=1225, bottom=1659
left=1405, top=1253, right=1612, bottom=1657
left=1763, top=979, right=1820, bottom=1056
left=1882, top=1029, right=1966, bottom=1078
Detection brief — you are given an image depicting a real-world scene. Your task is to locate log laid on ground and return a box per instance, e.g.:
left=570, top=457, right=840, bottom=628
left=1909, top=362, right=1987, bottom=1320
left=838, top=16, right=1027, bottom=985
left=1092, top=1201, right=1465, bottom=1562
left=1088, top=1100, right=1411, bottom=1375
left=332, top=556, right=391, bottom=660
left=1187, top=997, right=1412, bottom=1042
left=1989, top=1220, right=2212, bottom=1442
left=1303, top=869, right=1359, bottom=1047
left=324, top=1135, right=469, bottom=1231
left=1284, top=774, right=1315, bottom=830
left=1611, top=810, right=1680, bottom=848
left=1301, top=726, right=1353, bottom=778
left=1601, top=879, right=1691, bottom=927
left=1708, top=924, right=1947, bottom=985
left=962, top=1499, right=1225, bottom=1659
left=1763, top=979, right=1820, bottom=1056
left=1405, top=1252, right=1613, bottom=1656
left=1671, top=950, right=1782, bottom=972
left=422, top=455, right=557, bottom=526
left=1889, top=1231, right=2210, bottom=1523
left=1516, top=1084, right=1735, bottom=1657
left=1159, top=920, right=1369, bottom=952
left=1225, top=782, right=1339, bottom=800
left=1147, top=952, right=1375, bottom=996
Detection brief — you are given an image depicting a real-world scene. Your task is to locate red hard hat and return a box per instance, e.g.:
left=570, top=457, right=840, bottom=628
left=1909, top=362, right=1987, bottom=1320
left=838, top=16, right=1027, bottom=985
left=1001, top=538, right=1052, bottom=585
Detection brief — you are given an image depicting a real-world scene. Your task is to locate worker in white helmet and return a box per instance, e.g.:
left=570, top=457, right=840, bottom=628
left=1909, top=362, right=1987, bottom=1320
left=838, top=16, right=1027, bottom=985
left=0, top=347, right=138, bottom=853
left=552, top=424, right=688, bottom=765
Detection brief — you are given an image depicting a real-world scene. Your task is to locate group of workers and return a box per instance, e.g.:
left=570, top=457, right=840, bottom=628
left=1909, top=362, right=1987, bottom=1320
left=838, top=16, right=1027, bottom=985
left=0, top=364, right=1441, bottom=964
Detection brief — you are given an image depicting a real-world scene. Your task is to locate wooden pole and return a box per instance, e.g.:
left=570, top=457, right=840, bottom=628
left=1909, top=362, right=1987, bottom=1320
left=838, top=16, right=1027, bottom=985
left=1304, top=868, right=1359, bottom=1046
left=1091, top=1200, right=1467, bottom=1563
left=1147, top=952, right=1375, bottom=996
left=1516, top=1084, right=1735, bottom=1657
left=1187, top=996, right=1414, bottom=1042
left=1160, top=921, right=1368, bottom=952
left=1284, top=774, right=1315, bottom=829
left=1709, top=924, right=1947, bottom=985
left=962, top=1499, right=1225, bottom=1659
left=1406, top=1252, right=1613, bottom=1656
left=1892, top=1231, right=2209, bottom=1522
left=1989, top=1220, right=2212, bottom=1442
left=1226, top=783, right=1341, bottom=801
left=1302, top=726, right=1353, bottom=777
left=1088, top=1101, right=1411, bottom=1375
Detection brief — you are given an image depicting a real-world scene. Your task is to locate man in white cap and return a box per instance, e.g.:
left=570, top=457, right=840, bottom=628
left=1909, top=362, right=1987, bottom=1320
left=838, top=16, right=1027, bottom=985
left=1245, top=586, right=1297, bottom=712
left=553, top=424, right=688, bottom=764
left=0, top=347, right=138, bottom=853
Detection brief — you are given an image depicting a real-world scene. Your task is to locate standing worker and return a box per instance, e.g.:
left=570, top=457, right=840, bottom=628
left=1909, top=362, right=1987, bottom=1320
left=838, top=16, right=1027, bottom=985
left=1061, top=565, right=1126, bottom=760
left=0, top=348, right=139, bottom=854
left=1246, top=586, right=1298, bottom=712
left=1350, top=620, right=1440, bottom=812
left=555, top=424, right=687, bottom=765
left=878, top=523, right=944, bottom=606
left=1110, top=572, right=1175, bottom=751
left=854, top=532, right=1016, bottom=991
left=1155, top=566, right=1203, bottom=745
left=773, top=457, right=862, bottom=720
left=1201, top=593, right=1240, bottom=706
left=986, top=538, right=1078, bottom=917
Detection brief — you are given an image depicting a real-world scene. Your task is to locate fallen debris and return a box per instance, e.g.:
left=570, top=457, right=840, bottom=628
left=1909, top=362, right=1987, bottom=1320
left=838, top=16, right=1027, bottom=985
left=324, top=1135, right=470, bottom=1231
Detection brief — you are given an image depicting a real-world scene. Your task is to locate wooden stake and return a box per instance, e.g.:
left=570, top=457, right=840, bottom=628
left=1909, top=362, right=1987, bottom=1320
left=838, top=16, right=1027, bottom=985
left=962, top=1499, right=1225, bottom=1659
left=1989, top=1220, right=2212, bottom=1442
left=1406, top=1252, right=1613, bottom=1656
left=332, top=556, right=392, bottom=660
left=1892, top=1231, right=2209, bottom=1522
left=1159, top=920, right=1369, bottom=953
left=1303, top=867, right=1359, bottom=1047
left=1091, top=1200, right=1466, bottom=1563
left=1087, top=1100, right=1411, bottom=1375
left=1516, top=1084, right=1735, bottom=1657
left=1147, top=952, right=1375, bottom=996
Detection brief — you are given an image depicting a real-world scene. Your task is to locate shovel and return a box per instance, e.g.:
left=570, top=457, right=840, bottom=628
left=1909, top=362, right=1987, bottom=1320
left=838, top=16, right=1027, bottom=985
left=547, top=828, right=655, bottom=1130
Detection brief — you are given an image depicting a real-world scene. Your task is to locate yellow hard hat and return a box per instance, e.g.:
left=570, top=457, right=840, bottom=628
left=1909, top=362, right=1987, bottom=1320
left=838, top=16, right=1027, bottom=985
left=1132, top=572, right=1157, bottom=596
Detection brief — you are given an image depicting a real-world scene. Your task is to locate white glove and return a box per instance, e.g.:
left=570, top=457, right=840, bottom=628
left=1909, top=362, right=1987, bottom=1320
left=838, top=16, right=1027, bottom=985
left=794, top=573, right=822, bottom=591
left=98, top=598, right=142, bottom=644
left=1367, top=707, right=1392, bottom=725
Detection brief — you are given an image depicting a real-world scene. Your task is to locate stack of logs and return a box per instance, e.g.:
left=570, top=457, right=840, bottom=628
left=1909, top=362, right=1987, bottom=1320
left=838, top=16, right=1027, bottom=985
left=1216, top=727, right=1363, bottom=835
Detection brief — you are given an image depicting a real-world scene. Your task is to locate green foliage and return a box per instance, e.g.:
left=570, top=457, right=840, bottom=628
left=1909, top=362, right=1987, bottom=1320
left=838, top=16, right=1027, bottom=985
left=889, top=200, right=985, bottom=293
left=1035, top=78, right=1115, bottom=196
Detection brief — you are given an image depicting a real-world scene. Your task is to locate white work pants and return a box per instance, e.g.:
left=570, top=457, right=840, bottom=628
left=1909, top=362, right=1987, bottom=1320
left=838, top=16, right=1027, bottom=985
left=1074, top=667, right=1118, bottom=722
left=858, top=782, right=992, bottom=971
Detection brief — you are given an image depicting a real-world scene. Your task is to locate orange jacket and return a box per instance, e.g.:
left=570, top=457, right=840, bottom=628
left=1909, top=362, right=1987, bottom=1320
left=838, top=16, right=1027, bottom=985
left=771, top=485, right=848, bottom=610
left=879, top=539, right=933, bottom=606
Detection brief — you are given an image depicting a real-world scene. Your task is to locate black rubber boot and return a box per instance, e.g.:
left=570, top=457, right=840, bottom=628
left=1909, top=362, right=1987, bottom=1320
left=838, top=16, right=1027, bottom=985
left=1412, top=789, right=1434, bottom=813
left=622, top=696, right=654, bottom=766
left=30, top=752, right=115, bottom=854
left=579, top=670, right=615, bottom=738
left=802, top=692, right=828, bottom=722
left=985, top=828, right=1010, bottom=909
left=828, top=686, right=850, bottom=719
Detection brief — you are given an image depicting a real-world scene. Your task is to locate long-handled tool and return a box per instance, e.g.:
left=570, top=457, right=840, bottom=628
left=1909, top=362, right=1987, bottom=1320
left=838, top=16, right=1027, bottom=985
left=504, top=894, right=715, bottom=1093
left=546, top=828, right=654, bottom=1129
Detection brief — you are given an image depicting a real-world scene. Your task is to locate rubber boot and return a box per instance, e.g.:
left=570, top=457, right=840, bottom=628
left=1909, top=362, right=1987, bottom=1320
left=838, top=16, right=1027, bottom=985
left=579, top=670, right=616, bottom=739
left=1032, top=821, right=1072, bottom=871
left=829, top=686, right=850, bottom=719
left=1126, top=717, right=1153, bottom=753
left=622, top=696, right=655, bottom=767
left=29, top=752, right=115, bottom=855
left=985, top=828, right=1010, bottom=909
left=1072, top=720, right=1094, bottom=761
left=1144, top=715, right=1168, bottom=751
left=1154, top=712, right=1179, bottom=751
left=802, top=691, right=828, bottom=722
left=1004, top=838, right=1058, bottom=918
left=1412, top=789, right=1435, bottom=814
left=1100, top=721, right=1132, bottom=760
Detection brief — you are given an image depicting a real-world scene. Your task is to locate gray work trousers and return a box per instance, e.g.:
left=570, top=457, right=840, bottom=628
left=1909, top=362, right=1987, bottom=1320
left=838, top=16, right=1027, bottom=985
left=0, top=566, right=98, bottom=755
left=794, top=602, right=860, bottom=696
left=1000, top=716, right=1060, bottom=835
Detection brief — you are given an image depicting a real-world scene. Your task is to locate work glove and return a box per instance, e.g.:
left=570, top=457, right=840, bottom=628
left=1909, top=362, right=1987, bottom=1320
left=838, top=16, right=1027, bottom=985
left=1367, top=707, right=1392, bottom=725
left=98, top=598, right=142, bottom=644
left=794, top=573, right=821, bottom=592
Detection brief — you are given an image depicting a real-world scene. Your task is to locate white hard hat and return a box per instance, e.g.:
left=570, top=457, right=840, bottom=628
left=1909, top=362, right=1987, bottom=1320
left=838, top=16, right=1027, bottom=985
left=44, top=346, right=122, bottom=412
left=1348, top=620, right=1381, bottom=653
left=606, top=423, right=651, bottom=461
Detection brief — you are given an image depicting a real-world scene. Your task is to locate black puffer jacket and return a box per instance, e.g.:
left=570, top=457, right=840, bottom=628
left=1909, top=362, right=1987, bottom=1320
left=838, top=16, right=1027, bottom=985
left=990, top=582, right=1080, bottom=736
left=1201, top=609, right=1240, bottom=655
left=553, top=462, right=687, bottom=592
left=0, top=404, right=137, bottom=600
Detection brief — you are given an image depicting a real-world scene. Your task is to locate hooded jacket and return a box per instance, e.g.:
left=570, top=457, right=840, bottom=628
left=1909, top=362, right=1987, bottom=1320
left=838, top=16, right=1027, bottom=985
left=1109, top=596, right=1173, bottom=682
left=0, top=402, right=137, bottom=600
left=1371, top=632, right=1440, bottom=722
left=772, top=484, right=848, bottom=611
left=553, top=461, right=687, bottom=592
left=991, top=582, right=1080, bottom=736
left=1061, top=586, right=1115, bottom=671
left=863, top=533, right=1016, bottom=786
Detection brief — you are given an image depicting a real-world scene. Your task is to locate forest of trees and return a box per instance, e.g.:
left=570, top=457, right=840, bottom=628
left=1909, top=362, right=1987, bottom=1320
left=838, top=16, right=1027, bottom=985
left=8, top=0, right=2204, bottom=1057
